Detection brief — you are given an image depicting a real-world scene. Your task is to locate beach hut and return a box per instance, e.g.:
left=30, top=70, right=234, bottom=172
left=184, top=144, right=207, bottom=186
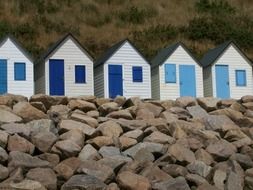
left=0, top=35, right=34, bottom=97
left=35, top=33, right=94, bottom=96
left=151, top=42, right=203, bottom=100
left=201, top=41, right=253, bottom=99
left=94, top=39, right=151, bottom=99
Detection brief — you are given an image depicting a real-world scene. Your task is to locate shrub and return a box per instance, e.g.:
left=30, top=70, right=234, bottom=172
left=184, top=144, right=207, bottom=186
left=0, top=21, right=12, bottom=39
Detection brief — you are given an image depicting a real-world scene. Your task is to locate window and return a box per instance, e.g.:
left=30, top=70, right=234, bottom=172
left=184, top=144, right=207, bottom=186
left=14, top=62, right=26, bottom=80
left=165, top=64, right=176, bottom=83
left=235, top=70, right=246, bottom=86
left=75, top=65, right=86, bottom=83
left=132, top=66, right=143, bottom=82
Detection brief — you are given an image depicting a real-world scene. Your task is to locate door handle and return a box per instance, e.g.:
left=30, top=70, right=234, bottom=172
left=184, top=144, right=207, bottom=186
left=227, top=81, right=229, bottom=86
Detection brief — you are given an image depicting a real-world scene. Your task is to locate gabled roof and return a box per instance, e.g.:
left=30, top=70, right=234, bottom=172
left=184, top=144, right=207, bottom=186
left=151, top=42, right=201, bottom=68
left=0, top=34, right=34, bottom=62
left=37, top=33, right=93, bottom=64
left=95, top=39, right=149, bottom=68
left=200, top=40, right=252, bottom=68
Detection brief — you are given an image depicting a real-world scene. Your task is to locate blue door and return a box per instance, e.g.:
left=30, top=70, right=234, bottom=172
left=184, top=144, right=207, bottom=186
left=108, top=65, right=123, bottom=98
left=215, top=65, right=230, bottom=98
left=179, top=65, right=196, bottom=97
left=49, top=59, right=65, bottom=96
left=0, top=59, right=7, bottom=94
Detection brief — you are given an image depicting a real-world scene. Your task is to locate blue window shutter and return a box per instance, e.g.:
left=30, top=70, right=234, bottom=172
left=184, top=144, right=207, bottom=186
left=132, top=66, right=143, bottom=82
left=236, top=70, right=246, bottom=86
left=14, top=62, right=26, bottom=80
left=75, top=65, right=86, bottom=83
left=165, top=64, right=176, bottom=83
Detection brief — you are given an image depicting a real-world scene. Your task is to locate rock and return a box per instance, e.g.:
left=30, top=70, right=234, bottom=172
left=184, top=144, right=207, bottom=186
left=8, top=151, right=50, bottom=172
left=52, top=140, right=81, bottom=158
left=30, top=94, right=68, bottom=110
left=77, top=160, right=115, bottom=183
left=31, top=131, right=57, bottom=153
left=133, top=148, right=155, bottom=162
left=106, top=183, right=120, bottom=190
left=206, top=140, right=237, bottom=160
left=13, top=102, right=47, bottom=122
left=230, top=153, right=253, bottom=169
left=116, top=119, right=147, bottom=131
left=86, top=110, right=99, bottom=118
left=141, top=165, right=172, bottom=183
left=0, top=147, right=8, bottom=163
left=59, top=119, right=96, bottom=137
left=136, top=108, right=155, bottom=120
left=162, top=164, right=188, bottom=177
left=0, top=167, right=23, bottom=185
left=225, top=170, right=243, bottom=190
left=0, top=95, right=14, bottom=107
left=123, top=97, right=142, bottom=108
left=202, top=115, right=239, bottom=132
left=243, top=102, right=253, bottom=110
left=153, top=176, right=191, bottom=190
left=195, top=148, right=214, bottom=166
left=98, top=157, right=127, bottom=173
left=144, top=131, right=175, bottom=144
left=242, top=95, right=253, bottom=103
left=0, top=123, right=30, bottom=139
left=54, top=157, right=82, bottom=180
left=116, top=171, right=151, bottom=190
left=26, top=168, right=57, bottom=190
left=0, top=131, right=8, bottom=148
left=210, top=108, right=244, bottom=122
left=213, top=169, right=226, bottom=190
left=122, top=129, right=144, bottom=142
left=30, top=102, right=47, bottom=113
left=169, top=107, right=191, bottom=119
left=78, top=144, right=101, bottom=161
left=197, top=183, right=219, bottom=190
left=26, top=119, right=56, bottom=136
left=107, top=110, right=133, bottom=120
left=61, top=174, right=106, bottom=190
left=9, top=179, right=47, bottom=190
left=168, top=143, right=196, bottom=164
left=123, top=142, right=164, bottom=158
left=0, top=164, right=9, bottom=181
left=141, top=102, right=164, bottom=117
left=88, top=136, right=114, bottom=148
left=7, top=134, right=35, bottom=154
left=217, top=99, right=237, bottom=108
left=37, top=153, right=60, bottom=168
left=197, top=97, right=220, bottom=112
left=119, top=160, right=148, bottom=174
left=68, top=99, right=97, bottom=112
left=98, top=120, right=123, bottom=137
left=95, top=98, right=111, bottom=107
left=185, top=174, right=207, bottom=186
left=99, top=146, right=121, bottom=158
left=186, top=105, right=209, bottom=119
left=59, top=130, right=84, bottom=148
left=176, top=97, right=197, bottom=108
left=99, top=102, right=119, bottom=116
left=70, top=112, right=98, bottom=128
left=160, top=111, right=179, bottom=123
left=114, top=96, right=126, bottom=106
left=0, top=109, right=22, bottom=123
left=186, top=161, right=212, bottom=178
left=48, top=105, right=70, bottom=118
left=119, top=137, right=138, bottom=150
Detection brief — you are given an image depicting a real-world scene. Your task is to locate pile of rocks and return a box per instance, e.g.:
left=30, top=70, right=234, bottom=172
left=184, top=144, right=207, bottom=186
left=1, top=94, right=253, bottom=189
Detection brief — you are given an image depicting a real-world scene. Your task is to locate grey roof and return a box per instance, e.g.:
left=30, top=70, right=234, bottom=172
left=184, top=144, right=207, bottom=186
left=0, top=35, right=34, bottom=62
left=151, top=42, right=201, bottom=68
left=200, top=41, right=232, bottom=68
left=95, top=38, right=149, bottom=68
left=37, top=33, right=93, bottom=64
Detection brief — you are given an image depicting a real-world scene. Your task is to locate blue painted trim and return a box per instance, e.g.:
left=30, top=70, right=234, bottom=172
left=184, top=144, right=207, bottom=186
left=179, top=65, right=196, bottom=97
left=108, top=65, right=123, bottom=98
left=235, top=70, right=246, bottom=86
left=14, top=62, right=26, bottom=81
left=165, top=64, right=176, bottom=83
left=75, top=65, right=86, bottom=83
left=0, top=59, right=7, bottom=94
left=215, top=65, right=230, bottom=99
left=132, top=66, right=143, bottom=82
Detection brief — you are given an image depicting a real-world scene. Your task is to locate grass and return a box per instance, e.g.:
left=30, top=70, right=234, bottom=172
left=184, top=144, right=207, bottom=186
left=0, top=0, right=252, bottom=60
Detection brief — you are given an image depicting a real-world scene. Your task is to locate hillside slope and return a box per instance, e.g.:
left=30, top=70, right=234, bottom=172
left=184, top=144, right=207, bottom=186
left=0, top=0, right=253, bottom=60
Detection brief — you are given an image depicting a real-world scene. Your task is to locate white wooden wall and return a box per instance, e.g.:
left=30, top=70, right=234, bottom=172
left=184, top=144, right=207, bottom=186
left=151, top=67, right=160, bottom=100
left=211, top=44, right=253, bottom=99
left=159, top=45, right=203, bottom=100
left=94, top=64, right=104, bottom=98
left=103, top=41, right=151, bottom=99
left=203, top=66, right=213, bottom=97
left=44, top=37, right=94, bottom=96
left=0, top=38, right=34, bottom=97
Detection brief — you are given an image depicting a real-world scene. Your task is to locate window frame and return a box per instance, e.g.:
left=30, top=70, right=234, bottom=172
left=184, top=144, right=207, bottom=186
left=165, top=64, right=176, bottom=83
left=14, top=62, right=26, bottom=81
left=75, top=65, right=86, bottom=84
left=132, top=66, right=143, bottom=82
left=235, top=69, right=246, bottom=87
